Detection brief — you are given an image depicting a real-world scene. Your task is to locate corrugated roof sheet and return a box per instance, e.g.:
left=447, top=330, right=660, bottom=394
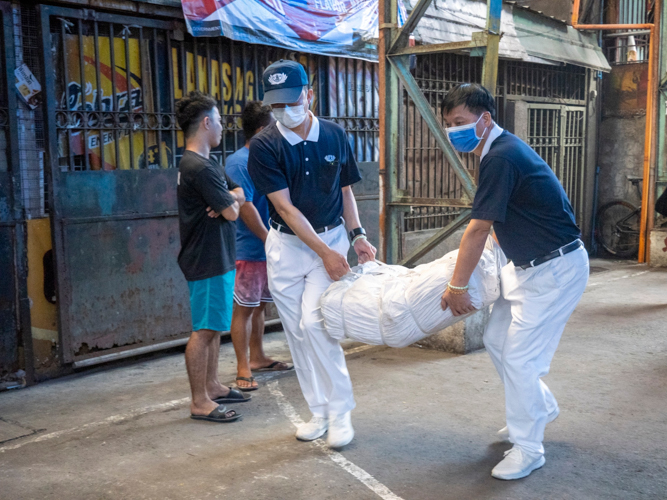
left=408, top=0, right=611, bottom=72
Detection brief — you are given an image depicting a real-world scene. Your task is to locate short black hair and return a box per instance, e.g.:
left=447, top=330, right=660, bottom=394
left=242, top=101, right=273, bottom=140
left=175, top=91, right=218, bottom=139
left=441, top=83, right=496, bottom=121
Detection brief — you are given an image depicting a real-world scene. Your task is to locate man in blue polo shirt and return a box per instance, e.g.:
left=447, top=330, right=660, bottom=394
left=226, top=101, right=293, bottom=392
left=248, top=60, right=376, bottom=449
left=440, top=84, right=589, bottom=480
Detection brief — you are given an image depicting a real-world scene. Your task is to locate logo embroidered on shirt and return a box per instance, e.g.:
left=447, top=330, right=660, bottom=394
left=268, top=73, right=288, bottom=85
left=324, top=155, right=336, bottom=162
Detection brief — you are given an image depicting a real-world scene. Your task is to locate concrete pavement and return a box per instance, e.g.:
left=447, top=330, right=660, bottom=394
left=0, top=259, right=665, bottom=499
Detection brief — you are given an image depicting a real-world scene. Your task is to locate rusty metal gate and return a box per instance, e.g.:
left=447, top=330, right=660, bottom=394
left=0, top=1, right=32, bottom=381
left=36, top=4, right=379, bottom=364
left=38, top=6, right=192, bottom=363
left=526, top=104, right=587, bottom=227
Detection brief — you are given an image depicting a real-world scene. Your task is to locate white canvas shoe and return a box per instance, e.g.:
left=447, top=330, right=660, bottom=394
left=327, top=411, right=354, bottom=449
left=296, top=416, right=328, bottom=441
left=497, top=407, right=560, bottom=441
left=492, top=447, right=546, bottom=480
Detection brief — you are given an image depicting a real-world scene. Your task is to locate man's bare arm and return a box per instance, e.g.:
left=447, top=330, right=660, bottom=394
left=230, top=187, right=245, bottom=206
left=441, top=219, right=493, bottom=316
left=341, top=186, right=376, bottom=264
left=220, top=201, right=241, bottom=221
left=341, top=185, right=362, bottom=230
left=450, top=219, right=493, bottom=286
left=239, top=201, right=269, bottom=242
left=267, top=188, right=349, bottom=281
left=207, top=187, right=245, bottom=221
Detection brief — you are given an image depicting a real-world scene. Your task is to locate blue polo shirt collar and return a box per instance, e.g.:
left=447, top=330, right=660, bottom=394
left=276, top=112, right=320, bottom=145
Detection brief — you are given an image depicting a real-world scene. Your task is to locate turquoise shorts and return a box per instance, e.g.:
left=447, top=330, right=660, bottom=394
left=187, top=270, right=236, bottom=332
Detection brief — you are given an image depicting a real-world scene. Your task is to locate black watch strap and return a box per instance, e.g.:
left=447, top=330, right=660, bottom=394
left=349, top=227, right=366, bottom=240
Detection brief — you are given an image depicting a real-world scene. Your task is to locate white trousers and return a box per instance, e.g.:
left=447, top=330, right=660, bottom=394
left=265, top=224, right=355, bottom=418
left=483, top=243, right=589, bottom=456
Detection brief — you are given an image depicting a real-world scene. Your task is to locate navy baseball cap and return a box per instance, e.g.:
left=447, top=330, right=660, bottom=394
left=262, top=60, right=309, bottom=106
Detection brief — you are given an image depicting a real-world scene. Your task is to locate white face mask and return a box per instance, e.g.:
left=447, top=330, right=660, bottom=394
left=273, top=101, right=308, bottom=129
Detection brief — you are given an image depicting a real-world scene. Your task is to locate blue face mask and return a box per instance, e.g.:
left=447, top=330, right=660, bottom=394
left=446, top=114, right=488, bottom=153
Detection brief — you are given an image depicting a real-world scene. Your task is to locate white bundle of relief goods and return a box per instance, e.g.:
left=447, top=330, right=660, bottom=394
left=321, top=236, right=506, bottom=347
left=320, top=262, right=408, bottom=344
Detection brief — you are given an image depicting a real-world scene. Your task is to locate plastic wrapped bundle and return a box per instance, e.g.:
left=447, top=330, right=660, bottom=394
left=320, top=262, right=380, bottom=341
left=380, top=237, right=506, bottom=347
left=340, top=265, right=408, bottom=345
left=321, top=236, right=506, bottom=347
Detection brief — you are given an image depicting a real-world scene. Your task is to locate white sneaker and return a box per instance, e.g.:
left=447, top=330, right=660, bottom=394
left=497, top=407, right=560, bottom=441
left=296, top=416, right=328, bottom=441
left=491, top=447, right=546, bottom=480
left=326, top=411, right=354, bottom=449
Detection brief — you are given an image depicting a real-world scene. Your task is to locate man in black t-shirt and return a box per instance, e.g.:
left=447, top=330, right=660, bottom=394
left=248, top=60, right=376, bottom=449
left=176, top=91, right=250, bottom=423
left=440, top=84, right=589, bottom=480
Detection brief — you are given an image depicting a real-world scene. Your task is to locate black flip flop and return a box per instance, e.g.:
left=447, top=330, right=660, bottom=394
left=235, top=376, right=258, bottom=392
left=253, top=361, right=295, bottom=372
left=213, top=388, right=251, bottom=404
left=190, top=405, right=241, bottom=423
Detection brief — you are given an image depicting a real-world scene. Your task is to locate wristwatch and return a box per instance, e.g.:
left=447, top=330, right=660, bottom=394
left=349, top=227, right=366, bottom=240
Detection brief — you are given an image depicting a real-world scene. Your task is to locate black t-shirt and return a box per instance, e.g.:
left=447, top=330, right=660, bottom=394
left=177, top=150, right=239, bottom=281
left=471, top=131, right=581, bottom=264
left=247, top=118, right=362, bottom=229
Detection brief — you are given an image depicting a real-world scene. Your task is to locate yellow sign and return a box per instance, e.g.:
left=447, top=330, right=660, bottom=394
left=62, top=35, right=317, bottom=167
left=63, top=35, right=170, bottom=170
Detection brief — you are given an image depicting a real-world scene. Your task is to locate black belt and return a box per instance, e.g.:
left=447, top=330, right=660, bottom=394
left=269, top=217, right=344, bottom=236
left=515, top=240, right=583, bottom=270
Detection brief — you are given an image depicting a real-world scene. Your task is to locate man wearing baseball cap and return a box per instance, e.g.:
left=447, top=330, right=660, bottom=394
left=248, top=60, right=376, bottom=448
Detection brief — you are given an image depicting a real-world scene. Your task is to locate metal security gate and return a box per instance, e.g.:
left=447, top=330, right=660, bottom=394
left=37, top=4, right=380, bottom=364
left=0, top=1, right=32, bottom=381
left=527, top=104, right=587, bottom=227
left=39, top=6, right=191, bottom=363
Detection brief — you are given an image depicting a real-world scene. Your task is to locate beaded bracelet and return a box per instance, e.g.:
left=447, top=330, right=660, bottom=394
left=352, top=234, right=367, bottom=245
left=447, top=283, right=469, bottom=294
left=448, top=283, right=469, bottom=290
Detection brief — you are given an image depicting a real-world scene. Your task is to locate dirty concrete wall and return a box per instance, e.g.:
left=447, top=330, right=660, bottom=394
left=597, top=115, right=645, bottom=207
left=598, top=63, right=649, bottom=209
left=402, top=226, right=466, bottom=266
left=649, top=229, right=667, bottom=267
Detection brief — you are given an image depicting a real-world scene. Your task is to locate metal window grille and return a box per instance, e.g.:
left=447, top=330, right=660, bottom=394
left=527, top=105, right=587, bottom=226
left=0, top=9, right=8, bottom=175
left=605, top=32, right=650, bottom=65
left=402, top=54, right=492, bottom=232
left=46, top=16, right=379, bottom=174
left=14, top=3, right=46, bottom=216
left=603, top=0, right=652, bottom=65
left=505, top=61, right=587, bottom=101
